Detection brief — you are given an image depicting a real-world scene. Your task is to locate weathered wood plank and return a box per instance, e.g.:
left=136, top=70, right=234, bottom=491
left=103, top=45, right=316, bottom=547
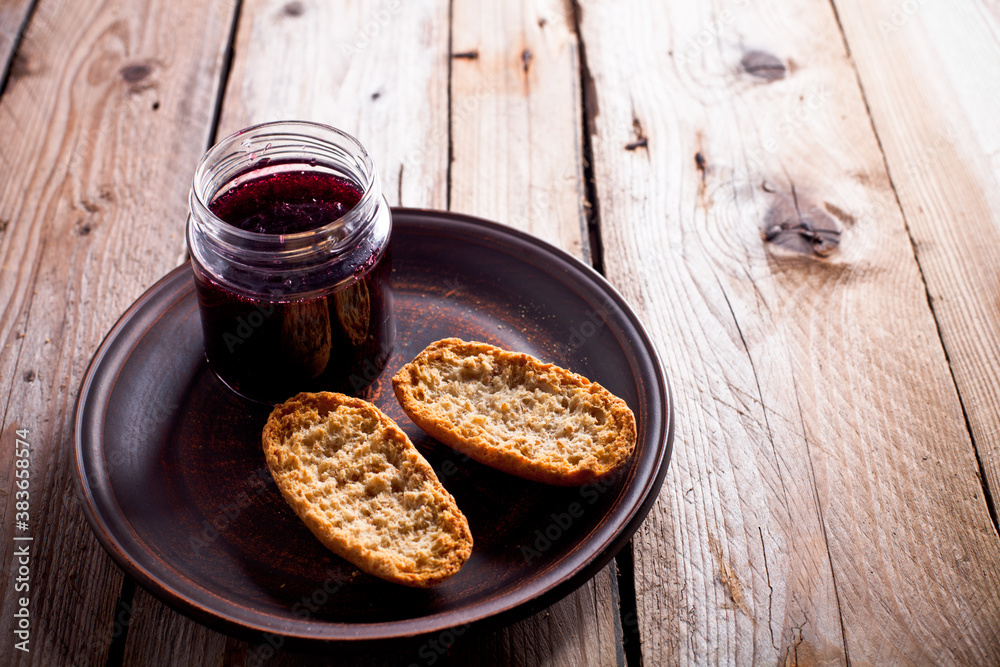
left=216, top=0, right=451, bottom=210
left=832, top=0, right=1000, bottom=569
left=118, top=588, right=229, bottom=665
left=578, top=0, right=1000, bottom=664
left=442, top=567, right=621, bottom=667
left=449, top=0, right=589, bottom=258
left=177, top=565, right=622, bottom=667
left=0, top=0, right=236, bottom=663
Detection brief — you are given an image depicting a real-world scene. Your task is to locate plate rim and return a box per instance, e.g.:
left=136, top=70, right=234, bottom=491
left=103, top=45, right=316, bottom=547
left=73, top=207, right=674, bottom=645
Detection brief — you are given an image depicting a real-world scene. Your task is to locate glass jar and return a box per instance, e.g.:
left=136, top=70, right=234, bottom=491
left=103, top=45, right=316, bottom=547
left=187, top=120, right=394, bottom=404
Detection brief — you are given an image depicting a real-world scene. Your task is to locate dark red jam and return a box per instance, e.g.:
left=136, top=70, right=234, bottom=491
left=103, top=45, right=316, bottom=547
left=192, top=169, right=393, bottom=404
left=209, top=170, right=365, bottom=234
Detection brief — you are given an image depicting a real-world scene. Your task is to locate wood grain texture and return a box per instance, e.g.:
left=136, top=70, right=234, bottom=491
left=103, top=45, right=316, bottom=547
left=832, top=0, right=1000, bottom=563
left=173, top=568, right=622, bottom=667
left=217, top=0, right=452, bottom=209
left=577, top=0, right=1000, bottom=664
left=450, top=0, right=589, bottom=258
left=443, top=567, right=621, bottom=667
left=0, top=0, right=235, bottom=664
left=121, top=588, right=229, bottom=666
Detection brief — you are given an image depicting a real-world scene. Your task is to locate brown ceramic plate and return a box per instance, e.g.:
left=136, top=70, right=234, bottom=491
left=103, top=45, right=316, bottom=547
left=73, top=208, right=673, bottom=647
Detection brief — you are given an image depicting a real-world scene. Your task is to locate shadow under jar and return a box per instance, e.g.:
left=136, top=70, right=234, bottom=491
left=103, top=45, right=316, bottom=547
left=187, top=121, right=394, bottom=405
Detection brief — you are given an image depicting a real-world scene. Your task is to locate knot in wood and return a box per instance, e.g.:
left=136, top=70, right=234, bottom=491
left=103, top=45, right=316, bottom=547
left=120, top=64, right=152, bottom=83
left=741, top=51, right=786, bottom=81
left=763, top=192, right=841, bottom=257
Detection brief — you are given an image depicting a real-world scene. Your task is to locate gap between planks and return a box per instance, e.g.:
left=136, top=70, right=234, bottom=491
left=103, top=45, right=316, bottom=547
left=567, top=0, right=637, bottom=662
left=205, top=0, right=245, bottom=151
left=570, top=0, right=606, bottom=277
left=0, top=0, right=37, bottom=100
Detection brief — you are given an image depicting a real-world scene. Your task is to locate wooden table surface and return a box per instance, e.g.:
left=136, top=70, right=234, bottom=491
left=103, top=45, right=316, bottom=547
left=2, top=0, right=1000, bottom=664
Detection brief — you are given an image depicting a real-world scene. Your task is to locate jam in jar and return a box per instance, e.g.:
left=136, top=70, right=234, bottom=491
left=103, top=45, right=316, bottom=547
left=187, top=121, right=394, bottom=404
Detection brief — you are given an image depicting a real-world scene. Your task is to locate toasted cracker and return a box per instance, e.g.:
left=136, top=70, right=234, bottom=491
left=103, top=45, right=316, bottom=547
left=262, top=391, right=472, bottom=587
left=392, top=339, right=637, bottom=486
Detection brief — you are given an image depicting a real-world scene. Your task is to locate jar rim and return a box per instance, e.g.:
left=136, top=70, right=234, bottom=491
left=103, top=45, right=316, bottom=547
left=187, top=120, right=391, bottom=297
left=190, top=120, right=379, bottom=247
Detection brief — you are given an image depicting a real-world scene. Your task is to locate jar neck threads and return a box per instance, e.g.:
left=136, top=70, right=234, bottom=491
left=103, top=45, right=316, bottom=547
left=188, top=121, right=388, bottom=296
